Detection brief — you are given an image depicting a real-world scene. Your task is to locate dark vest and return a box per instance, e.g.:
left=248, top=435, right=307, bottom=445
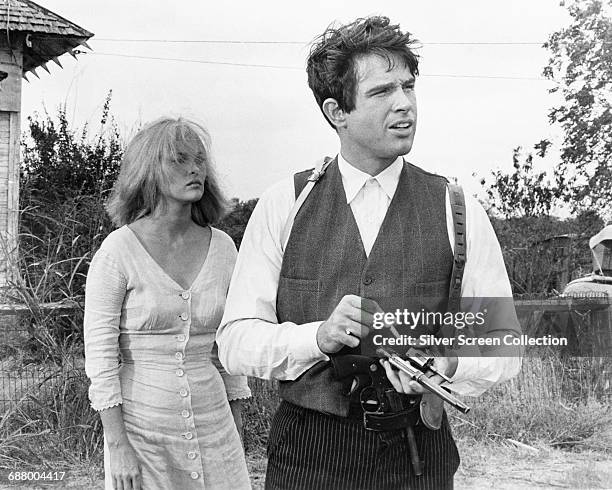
left=276, top=159, right=453, bottom=417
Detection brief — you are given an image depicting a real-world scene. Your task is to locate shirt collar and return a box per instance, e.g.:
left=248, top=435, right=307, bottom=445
left=337, top=153, right=404, bottom=204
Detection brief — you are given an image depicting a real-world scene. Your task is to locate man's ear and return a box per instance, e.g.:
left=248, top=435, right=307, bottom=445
left=322, top=98, right=347, bottom=129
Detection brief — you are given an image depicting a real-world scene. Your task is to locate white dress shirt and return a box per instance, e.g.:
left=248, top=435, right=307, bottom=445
left=217, top=154, right=521, bottom=396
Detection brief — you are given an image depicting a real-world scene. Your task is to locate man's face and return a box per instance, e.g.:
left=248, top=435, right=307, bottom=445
left=340, top=53, right=417, bottom=167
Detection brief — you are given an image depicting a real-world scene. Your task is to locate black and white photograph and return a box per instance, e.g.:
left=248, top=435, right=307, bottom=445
left=0, top=1, right=610, bottom=489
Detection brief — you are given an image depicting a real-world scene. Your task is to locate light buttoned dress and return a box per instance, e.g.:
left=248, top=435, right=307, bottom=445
left=84, top=225, right=251, bottom=490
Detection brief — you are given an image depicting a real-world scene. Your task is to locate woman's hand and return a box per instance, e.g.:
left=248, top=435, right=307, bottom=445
left=109, top=435, right=142, bottom=490
left=229, top=399, right=244, bottom=444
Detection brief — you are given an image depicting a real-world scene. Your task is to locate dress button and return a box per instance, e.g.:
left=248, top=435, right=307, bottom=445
left=180, top=312, right=189, bottom=321
left=363, top=276, right=373, bottom=285
left=175, top=352, right=183, bottom=361
left=190, top=472, right=199, bottom=480
left=179, top=389, right=188, bottom=397
left=176, top=334, right=186, bottom=342
left=181, top=410, right=190, bottom=418
left=181, top=291, right=190, bottom=300
left=175, top=369, right=184, bottom=377
left=184, top=432, right=193, bottom=440
left=187, top=451, right=197, bottom=460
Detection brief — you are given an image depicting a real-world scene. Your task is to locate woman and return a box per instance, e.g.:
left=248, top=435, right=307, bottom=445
left=84, top=117, right=251, bottom=490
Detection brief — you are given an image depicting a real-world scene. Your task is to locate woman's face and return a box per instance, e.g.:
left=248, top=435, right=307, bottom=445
left=161, top=135, right=208, bottom=206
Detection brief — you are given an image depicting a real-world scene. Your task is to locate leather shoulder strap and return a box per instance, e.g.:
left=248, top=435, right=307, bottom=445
left=447, top=183, right=466, bottom=313
left=294, top=169, right=313, bottom=199
left=281, top=156, right=333, bottom=251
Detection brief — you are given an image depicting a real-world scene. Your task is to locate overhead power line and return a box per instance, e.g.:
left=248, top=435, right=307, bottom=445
left=95, top=38, right=307, bottom=44
left=91, top=37, right=612, bottom=46
left=93, top=52, right=303, bottom=70
left=91, top=51, right=551, bottom=81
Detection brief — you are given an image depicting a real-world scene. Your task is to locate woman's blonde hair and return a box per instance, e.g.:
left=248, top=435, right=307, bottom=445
left=106, top=117, right=230, bottom=227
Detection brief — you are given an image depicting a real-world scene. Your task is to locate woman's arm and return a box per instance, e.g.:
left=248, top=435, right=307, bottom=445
left=229, top=399, right=244, bottom=443
left=100, top=406, right=142, bottom=490
left=210, top=342, right=250, bottom=444
left=84, top=248, right=142, bottom=489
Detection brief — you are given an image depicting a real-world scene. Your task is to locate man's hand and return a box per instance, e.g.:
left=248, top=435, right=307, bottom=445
left=380, top=354, right=458, bottom=395
left=109, top=435, right=141, bottom=490
left=316, top=295, right=380, bottom=354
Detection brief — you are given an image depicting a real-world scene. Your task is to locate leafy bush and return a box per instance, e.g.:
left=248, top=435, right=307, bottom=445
left=490, top=211, right=603, bottom=295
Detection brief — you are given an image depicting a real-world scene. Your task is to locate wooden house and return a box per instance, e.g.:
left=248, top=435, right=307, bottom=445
left=0, top=0, right=92, bottom=287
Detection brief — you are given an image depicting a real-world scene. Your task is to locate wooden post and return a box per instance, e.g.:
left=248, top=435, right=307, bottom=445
left=0, top=33, right=23, bottom=289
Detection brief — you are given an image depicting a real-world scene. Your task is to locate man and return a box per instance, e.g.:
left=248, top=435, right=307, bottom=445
left=217, top=16, right=521, bottom=490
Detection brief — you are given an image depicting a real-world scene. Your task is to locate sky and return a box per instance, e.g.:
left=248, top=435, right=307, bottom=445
left=21, top=0, right=572, bottom=201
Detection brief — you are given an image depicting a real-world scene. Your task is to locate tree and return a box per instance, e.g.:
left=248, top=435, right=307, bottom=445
left=21, top=91, right=122, bottom=201
left=217, top=198, right=259, bottom=249
left=481, top=145, right=561, bottom=219
left=543, top=0, right=612, bottom=215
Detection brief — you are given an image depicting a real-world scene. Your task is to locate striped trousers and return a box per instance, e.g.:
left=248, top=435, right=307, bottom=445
left=265, top=402, right=459, bottom=490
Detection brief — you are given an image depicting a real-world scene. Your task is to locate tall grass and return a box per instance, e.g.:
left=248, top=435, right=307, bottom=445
left=451, top=357, right=611, bottom=448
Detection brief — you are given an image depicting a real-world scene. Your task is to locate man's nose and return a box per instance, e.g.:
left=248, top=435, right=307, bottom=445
left=392, top=87, right=413, bottom=111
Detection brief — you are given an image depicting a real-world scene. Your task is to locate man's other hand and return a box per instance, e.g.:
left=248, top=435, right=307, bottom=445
left=380, top=355, right=458, bottom=395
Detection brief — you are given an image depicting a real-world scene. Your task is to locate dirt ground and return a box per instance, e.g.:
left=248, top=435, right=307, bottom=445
left=245, top=440, right=612, bottom=490
left=1, top=439, right=611, bottom=489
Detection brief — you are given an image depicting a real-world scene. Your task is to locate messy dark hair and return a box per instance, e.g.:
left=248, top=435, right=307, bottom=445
left=306, top=16, right=420, bottom=128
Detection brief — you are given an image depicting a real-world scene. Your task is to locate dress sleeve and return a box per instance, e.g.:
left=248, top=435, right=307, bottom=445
left=84, top=248, right=127, bottom=411
left=210, top=341, right=252, bottom=401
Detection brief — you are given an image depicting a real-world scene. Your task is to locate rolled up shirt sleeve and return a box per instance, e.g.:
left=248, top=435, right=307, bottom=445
left=84, top=249, right=126, bottom=411
left=217, top=178, right=328, bottom=380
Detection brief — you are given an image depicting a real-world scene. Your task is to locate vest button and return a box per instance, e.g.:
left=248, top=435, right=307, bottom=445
left=363, top=276, right=373, bottom=285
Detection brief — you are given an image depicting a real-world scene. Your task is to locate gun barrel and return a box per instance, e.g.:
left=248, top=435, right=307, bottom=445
left=378, top=348, right=471, bottom=414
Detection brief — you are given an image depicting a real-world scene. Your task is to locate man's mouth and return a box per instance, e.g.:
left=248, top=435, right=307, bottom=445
left=389, top=121, right=413, bottom=130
